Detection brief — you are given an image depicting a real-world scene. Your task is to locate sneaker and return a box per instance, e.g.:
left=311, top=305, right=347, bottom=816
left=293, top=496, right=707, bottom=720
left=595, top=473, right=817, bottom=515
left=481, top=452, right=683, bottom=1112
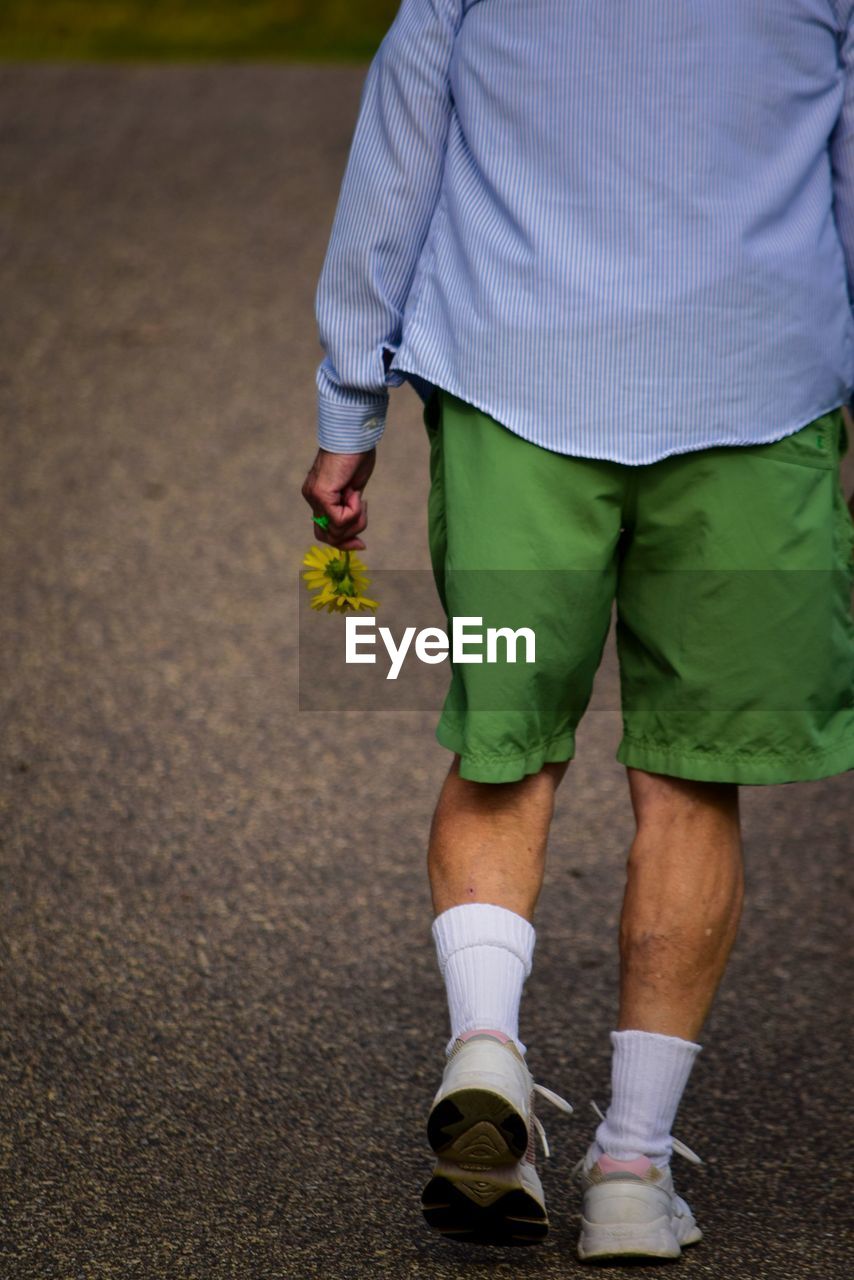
left=573, top=1105, right=703, bottom=1262
left=421, top=1029, right=572, bottom=1246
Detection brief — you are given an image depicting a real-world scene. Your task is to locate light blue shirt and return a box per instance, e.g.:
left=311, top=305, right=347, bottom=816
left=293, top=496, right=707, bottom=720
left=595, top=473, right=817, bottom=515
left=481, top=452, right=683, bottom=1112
left=314, top=0, right=854, bottom=464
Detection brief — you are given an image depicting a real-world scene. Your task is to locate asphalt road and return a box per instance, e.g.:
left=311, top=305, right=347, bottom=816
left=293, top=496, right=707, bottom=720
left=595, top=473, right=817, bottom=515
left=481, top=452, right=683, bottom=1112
left=0, top=63, right=852, bottom=1279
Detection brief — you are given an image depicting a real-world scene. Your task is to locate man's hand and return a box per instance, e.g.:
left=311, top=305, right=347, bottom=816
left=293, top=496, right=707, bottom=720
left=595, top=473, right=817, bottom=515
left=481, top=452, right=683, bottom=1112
left=301, top=447, right=376, bottom=550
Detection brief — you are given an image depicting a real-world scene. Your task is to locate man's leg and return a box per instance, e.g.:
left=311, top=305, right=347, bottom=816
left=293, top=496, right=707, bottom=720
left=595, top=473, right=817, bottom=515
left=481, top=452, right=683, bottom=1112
left=618, top=767, right=744, bottom=1042
left=421, top=754, right=573, bottom=1246
left=577, top=767, right=745, bottom=1262
left=429, top=753, right=569, bottom=921
left=428, top=752, right=568, bottom=1054
left=594, top=766, right=743, bottom=1163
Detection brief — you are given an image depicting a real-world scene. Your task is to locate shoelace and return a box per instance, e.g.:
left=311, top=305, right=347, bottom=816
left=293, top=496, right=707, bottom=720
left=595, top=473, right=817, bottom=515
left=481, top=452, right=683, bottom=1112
left=530, top=1082, right=574, bottom=1159
left=571, top=1100, right=702, bottom=1178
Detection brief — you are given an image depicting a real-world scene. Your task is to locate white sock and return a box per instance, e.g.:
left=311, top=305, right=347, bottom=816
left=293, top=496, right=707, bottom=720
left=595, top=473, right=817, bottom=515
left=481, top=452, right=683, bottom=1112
left=431, top=902, right=535, bottom=1057
left=593, top=1029, right=702, bottom=1168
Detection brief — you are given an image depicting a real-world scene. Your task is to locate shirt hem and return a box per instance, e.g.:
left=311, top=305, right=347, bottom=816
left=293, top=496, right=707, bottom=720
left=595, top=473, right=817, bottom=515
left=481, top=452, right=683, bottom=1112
left=390, top=353, right=849, bottom=466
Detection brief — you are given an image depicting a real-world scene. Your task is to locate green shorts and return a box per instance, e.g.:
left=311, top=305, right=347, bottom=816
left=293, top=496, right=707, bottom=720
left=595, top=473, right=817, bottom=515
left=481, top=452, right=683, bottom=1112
left=423, top=388, right=854, bottom=785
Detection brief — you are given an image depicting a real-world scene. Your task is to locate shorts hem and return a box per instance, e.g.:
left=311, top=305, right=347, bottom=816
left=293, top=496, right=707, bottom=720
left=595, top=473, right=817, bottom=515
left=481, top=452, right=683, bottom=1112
left=435, top=719, right=576, bottom=783
left=616, top=733, right=854, bottom=785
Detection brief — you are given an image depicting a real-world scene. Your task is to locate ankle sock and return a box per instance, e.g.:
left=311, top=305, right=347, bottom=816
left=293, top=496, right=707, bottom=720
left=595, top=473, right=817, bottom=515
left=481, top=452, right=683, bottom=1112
left=593, top=1028, right=702, bottom=1168
left=431, top=902, right=535, bottom=1057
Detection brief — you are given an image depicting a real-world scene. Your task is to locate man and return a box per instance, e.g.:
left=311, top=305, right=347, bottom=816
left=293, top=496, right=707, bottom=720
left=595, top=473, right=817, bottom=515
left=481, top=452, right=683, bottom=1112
left=301, top=0, right=854, bottom=1262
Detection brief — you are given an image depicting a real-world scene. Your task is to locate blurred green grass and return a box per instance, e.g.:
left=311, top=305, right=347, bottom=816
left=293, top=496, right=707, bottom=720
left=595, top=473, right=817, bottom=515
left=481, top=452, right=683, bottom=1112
left=0, top=1, right=401, bottom=62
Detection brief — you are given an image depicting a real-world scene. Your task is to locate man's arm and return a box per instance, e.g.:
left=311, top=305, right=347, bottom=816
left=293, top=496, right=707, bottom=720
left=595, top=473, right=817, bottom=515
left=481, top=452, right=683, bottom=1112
left=314, top=0, right=462, bottom=455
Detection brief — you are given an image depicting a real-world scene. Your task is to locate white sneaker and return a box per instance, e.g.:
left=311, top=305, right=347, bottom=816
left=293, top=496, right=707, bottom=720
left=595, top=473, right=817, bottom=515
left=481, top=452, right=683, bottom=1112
left=421, top=1029, right=572, bottom=1246
left=573, top=1108, right=703, bottom=1262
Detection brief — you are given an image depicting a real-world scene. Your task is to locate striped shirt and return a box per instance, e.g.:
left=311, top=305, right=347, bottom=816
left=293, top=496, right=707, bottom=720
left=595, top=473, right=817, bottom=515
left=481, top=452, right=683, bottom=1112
left=314, top=0, right=854, bottom=465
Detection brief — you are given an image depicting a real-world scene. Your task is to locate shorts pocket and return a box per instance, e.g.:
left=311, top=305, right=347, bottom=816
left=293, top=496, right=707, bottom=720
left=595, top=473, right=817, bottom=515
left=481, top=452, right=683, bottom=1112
left=745, top=410, right=843, bottom=472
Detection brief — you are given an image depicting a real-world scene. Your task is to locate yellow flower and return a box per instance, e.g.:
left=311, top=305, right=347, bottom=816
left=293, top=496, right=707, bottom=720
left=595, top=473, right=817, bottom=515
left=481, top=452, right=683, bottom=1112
left=302, top=545, right=379, bottom=614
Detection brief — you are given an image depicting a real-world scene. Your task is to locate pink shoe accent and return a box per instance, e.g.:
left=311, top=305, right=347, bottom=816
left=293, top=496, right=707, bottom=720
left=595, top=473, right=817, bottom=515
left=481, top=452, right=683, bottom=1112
left=458, top=1028, right=512, bottom=1044
left=598, top=1153, right=653, bottom=1176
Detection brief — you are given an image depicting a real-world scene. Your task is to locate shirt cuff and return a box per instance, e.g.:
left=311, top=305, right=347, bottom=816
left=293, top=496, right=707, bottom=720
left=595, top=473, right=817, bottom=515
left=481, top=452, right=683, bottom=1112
left=317, top=391, right=387, bottom=453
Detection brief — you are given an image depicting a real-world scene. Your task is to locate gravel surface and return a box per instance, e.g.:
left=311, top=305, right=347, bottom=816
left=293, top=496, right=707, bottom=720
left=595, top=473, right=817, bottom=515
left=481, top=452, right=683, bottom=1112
left=0, top=63, right=851, bottom=1279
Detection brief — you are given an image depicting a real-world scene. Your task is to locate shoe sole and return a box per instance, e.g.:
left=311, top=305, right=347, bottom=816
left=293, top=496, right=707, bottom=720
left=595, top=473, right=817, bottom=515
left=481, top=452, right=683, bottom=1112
left=422, top=1163, right=548, bottom=1246
left=427, top=1088, right=529, bottom=1165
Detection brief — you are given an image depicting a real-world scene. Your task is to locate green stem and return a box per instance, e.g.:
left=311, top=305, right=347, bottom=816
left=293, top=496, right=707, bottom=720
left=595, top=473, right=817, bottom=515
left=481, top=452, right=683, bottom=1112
left=327, top=548, right=356, bottom=596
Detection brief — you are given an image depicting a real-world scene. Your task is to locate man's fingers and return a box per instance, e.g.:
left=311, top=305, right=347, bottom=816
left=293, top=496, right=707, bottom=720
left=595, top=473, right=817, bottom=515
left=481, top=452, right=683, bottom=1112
left=312, top=522, right=367, bottom=551
left=313, top=502, right=365, bottom=537
left=310, top=488, right=367, bottom=531
left=308, top=495, right=369, bottom=549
